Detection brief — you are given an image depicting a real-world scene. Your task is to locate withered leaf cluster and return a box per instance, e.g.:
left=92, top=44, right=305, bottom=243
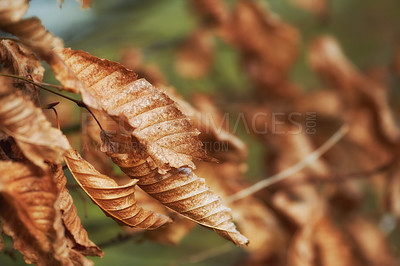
left=0, top=0, right=250, bottom=265
left=1, top=0, right=400, bottom=265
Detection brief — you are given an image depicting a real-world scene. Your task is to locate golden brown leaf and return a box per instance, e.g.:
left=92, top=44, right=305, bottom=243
left=64, top=149, right=172, bottom=229
left=2, top=17, right=63, bottom=50
left=57, top=48, right=208, bottom=173
left=0, top=12, right=84, bottom=94
left=0, top=40, right=44, bottom=102
left=162, top=87, right=247, bottom=162
left=0, top=161, right=90, bottom=265
left=0, top=0, right=28, bottom=26
left=52, top=165, right=103, bottom=257
left=175, top=28, right=214, bottom=79
left=101, top=132, right=248, bottom=245
left=191, top=94, right=248, bottom=161
left=0, top=92, right=70, bottom=170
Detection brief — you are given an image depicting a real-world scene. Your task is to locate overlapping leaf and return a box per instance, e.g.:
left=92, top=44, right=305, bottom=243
left=57, top=48, right=208, bottom=173
left=0, top=91, right=70, bottom=170
left=101, top=130, right=248, bottom=245
left=0, top=40, right=44, bottom=102
left=52, top=165, right=103, bottom=257
left=0, top=6, right=84, bottom=94
left=64, top=149, right=172, bottom=229
left=0, top=161, right=92, bottom=266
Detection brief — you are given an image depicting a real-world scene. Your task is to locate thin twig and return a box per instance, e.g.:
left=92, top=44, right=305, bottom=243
left=41, top=82, right=67, bottom=91
left=225, top=124, right=349, bottom=203
left=97, top=232, right=143, bottom=249
left=0, top=73, right=104, bottom=130
left=0, top=73, right=83, bottom=105
left=170, top=243, right=234, bottom=266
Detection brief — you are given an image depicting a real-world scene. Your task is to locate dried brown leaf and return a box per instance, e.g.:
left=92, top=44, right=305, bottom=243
left=163, top=87, right=247, bottom=162
left=0, top=13, right=84, bottom=94
left=52, top=165, right=103, bottom=257
left=0, top=161, right=89, bottom=265
left=64, top=149, right=172, bottom=229
left=2, top=17, right=63, bottom=50
left=0, top=91, right=70, bottom=170
left=101, top=133, right=248, bottom=245
left=57, top=48, right=208, bottom=173
left=0, top=40, right=44, bottom=102
left=175, top=28, right=214, bottom=79
left=191, top=94, right=248, bottom=161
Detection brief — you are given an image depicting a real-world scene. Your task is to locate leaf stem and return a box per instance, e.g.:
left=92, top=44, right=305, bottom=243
left=0, top=73, right=104, bottom=130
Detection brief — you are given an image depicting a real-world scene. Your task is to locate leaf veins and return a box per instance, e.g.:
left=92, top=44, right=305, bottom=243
left=64, top=149, right=172, bottom=229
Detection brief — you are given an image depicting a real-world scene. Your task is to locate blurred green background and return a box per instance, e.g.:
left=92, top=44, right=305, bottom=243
left=1, top=0, right=400, bottom=265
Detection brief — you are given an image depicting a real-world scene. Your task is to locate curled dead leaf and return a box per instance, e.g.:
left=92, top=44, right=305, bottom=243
left=0, top=91, right=70, bottom=170
left=52, top=165, right=103, bottom=257
left=64, top=149, right=172, bottom=229
left=0, top=161, right=92, bottom=265
left=0, top=40, right=44, bottom=102
left=101, top=131, right=248, bottom=245
left=57, top=48, right=208, bottom=173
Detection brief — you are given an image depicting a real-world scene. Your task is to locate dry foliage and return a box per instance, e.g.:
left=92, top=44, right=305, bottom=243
left=1, top=0, right=400, bottom=265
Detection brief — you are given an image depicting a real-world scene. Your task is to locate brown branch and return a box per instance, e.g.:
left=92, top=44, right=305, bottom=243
left=97, top=232, right=144, bottom=249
